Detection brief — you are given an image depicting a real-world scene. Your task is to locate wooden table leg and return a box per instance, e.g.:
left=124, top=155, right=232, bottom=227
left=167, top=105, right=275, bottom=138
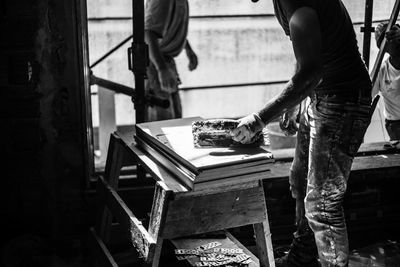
left=147, top=182, right=173, bottom=266
left=253, top=220, right=275, bottom=267
left=97, top=133, right=125, bottom=244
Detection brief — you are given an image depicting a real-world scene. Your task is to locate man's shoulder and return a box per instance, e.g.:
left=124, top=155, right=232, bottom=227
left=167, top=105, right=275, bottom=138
left=381, top=58, right=392, bottom=72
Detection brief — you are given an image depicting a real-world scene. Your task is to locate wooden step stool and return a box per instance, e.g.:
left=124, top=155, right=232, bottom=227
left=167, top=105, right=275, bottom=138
left=89, top=131, right=275, bottom=267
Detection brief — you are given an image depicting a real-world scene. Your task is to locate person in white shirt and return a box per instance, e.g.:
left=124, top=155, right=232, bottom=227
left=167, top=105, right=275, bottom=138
left=373, top=22, right=400, bottom=141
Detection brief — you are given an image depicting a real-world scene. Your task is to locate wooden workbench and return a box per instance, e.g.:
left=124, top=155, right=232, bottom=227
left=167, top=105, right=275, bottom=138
left=94, top=130, right=277, bottom=267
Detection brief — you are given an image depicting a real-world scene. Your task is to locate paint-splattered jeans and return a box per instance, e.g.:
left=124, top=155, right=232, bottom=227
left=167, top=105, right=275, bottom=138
left=287, top=94, right=371, bottom=267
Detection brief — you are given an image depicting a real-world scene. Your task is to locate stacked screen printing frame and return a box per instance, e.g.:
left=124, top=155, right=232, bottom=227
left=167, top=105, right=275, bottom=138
left=135, top=117, right=274, bottom=190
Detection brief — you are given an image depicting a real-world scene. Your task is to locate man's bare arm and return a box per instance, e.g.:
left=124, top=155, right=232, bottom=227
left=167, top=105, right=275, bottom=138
left=145, top=30, right=177, bottom=92
left=257, top=6, right=323, bottom=124
left=145, top=30, right=167, bottom=71
left=185, top=40, right=198, bottom=71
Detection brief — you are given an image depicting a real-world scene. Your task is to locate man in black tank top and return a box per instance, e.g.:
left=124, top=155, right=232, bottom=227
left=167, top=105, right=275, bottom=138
left=232, top=1, right=372, bottom=266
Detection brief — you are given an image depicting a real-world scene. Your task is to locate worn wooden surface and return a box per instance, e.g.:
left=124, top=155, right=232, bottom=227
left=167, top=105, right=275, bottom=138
left=162, top=185, right=267, bottom=239
left=193, top=170, right=274, bottom=192
left=270, top=142, right=400, bottom=161
left=256, top=153, right=400, bottom=181
left=254, top=221, right=275, bottom=267
left=98, top=133, right=125, bottom=244
left=352, top=154, right=400, bottom=171
left=147, top=183, right=173, bottom=265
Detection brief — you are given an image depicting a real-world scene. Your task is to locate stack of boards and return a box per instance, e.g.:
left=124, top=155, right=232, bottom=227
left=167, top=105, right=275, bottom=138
left=134, top=117, right=274, bottom=190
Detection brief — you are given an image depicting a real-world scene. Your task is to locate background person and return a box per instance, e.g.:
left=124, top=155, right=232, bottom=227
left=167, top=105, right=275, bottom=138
left=145, top=0, right=198, bottom=121
left=373, top=22, right=400, bottom=142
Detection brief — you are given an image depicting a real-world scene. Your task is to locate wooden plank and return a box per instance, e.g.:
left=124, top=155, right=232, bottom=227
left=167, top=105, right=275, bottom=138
left=264, top=162, right=292, bottom=179
left=148, top=182, right=172, bottom=238
left=98, top=133, right=125, bottom=244
left=269, top=142, right=400, bottom=162
left=147, top=182, right=173, bottom=265
left=171, top=231, right=259, bottom=267
left=151, top=239, right=164, bottom=267
left=197, top=159, right=273, bottom=180
left=352, top=154, right=400, bottom=171
left=162, top=185, right=267, bottom=239
left=193, top=170, right=274, bottom=192
left=97, top=177, right=156, bottom=260
left=88, top=227, right=118, bottom=267
left=104, top=133, right=125, bottom=184
left=260, top=154, right=400, bottom=181
left=180, top=180, right=260, bottom=197
left=98, top=85, right=116, bottom=164
left=253, top=221, right=275, bottom=267
left=357, top=142, right=400, bottom=156
left=253, top=181, right=275, bottom=267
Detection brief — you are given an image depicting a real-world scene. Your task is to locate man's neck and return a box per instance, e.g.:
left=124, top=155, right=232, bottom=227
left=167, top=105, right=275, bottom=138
left=389, top=56, right=400, bottom=70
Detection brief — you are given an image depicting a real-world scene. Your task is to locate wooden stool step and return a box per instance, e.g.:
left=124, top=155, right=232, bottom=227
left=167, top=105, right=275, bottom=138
left=171, top=231, right=259, bottom=267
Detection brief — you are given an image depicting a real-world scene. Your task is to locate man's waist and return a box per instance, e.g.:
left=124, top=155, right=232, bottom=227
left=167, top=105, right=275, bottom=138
left=311, top=88, right=372, bottom=106
left=313, top=87, right=371, bottom=100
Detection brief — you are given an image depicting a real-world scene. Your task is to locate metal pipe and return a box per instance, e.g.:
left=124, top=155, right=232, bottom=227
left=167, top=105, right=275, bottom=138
left=179, top=80, right=288, bottom=91
left=90, top=74, right=169, bottom=108
left=90, top=34, right=133, bottom=69
left=362, top=0, right=374, bottom=68
left=88, top=14, right=276, bottom=21
left=90, top=80, right=289, bottom=95
left=90, top=74, right=135, bottom=96
left=131, top=0, right=147, bottom=124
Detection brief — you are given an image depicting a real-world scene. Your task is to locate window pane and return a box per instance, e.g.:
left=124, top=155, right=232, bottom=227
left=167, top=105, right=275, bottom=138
left=88, top=20, right=134, bottom=87
left=176, top=17, right=295, bottom=88
left=181, top=84, right=284, bottom=119
left=87, top=0, right=132, bottom=18
left=189, top=0, right=273, bottom=16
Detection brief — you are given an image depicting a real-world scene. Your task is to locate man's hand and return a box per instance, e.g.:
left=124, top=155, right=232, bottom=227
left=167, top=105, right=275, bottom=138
left=158, top=68, right=178, bottom=93
left=279, top=105, right=299, bottom=136
left=386, top=24, right=400, bottom=43
left=185, top=42, right=198, bottom=71
left=231, top=113, right=265, bottom=144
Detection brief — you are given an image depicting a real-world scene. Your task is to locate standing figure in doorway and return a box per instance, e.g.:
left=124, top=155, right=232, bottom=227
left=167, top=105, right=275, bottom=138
left=145, top=0, right=198, bottom=121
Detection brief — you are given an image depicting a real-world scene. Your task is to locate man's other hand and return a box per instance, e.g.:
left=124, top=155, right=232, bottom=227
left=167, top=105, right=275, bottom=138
left=186, top=49, right=198, bottom=71
left=279, top=106, right=299, bottom=136
left=158, top=68, right=178, bottom=93
left=386, top=24, right=400, bottom=43
left=231, top=113, right=265, bottom=144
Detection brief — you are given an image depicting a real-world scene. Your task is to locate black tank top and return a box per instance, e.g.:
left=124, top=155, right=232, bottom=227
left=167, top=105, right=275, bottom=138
left=273, top=0, right=372, bottom=95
